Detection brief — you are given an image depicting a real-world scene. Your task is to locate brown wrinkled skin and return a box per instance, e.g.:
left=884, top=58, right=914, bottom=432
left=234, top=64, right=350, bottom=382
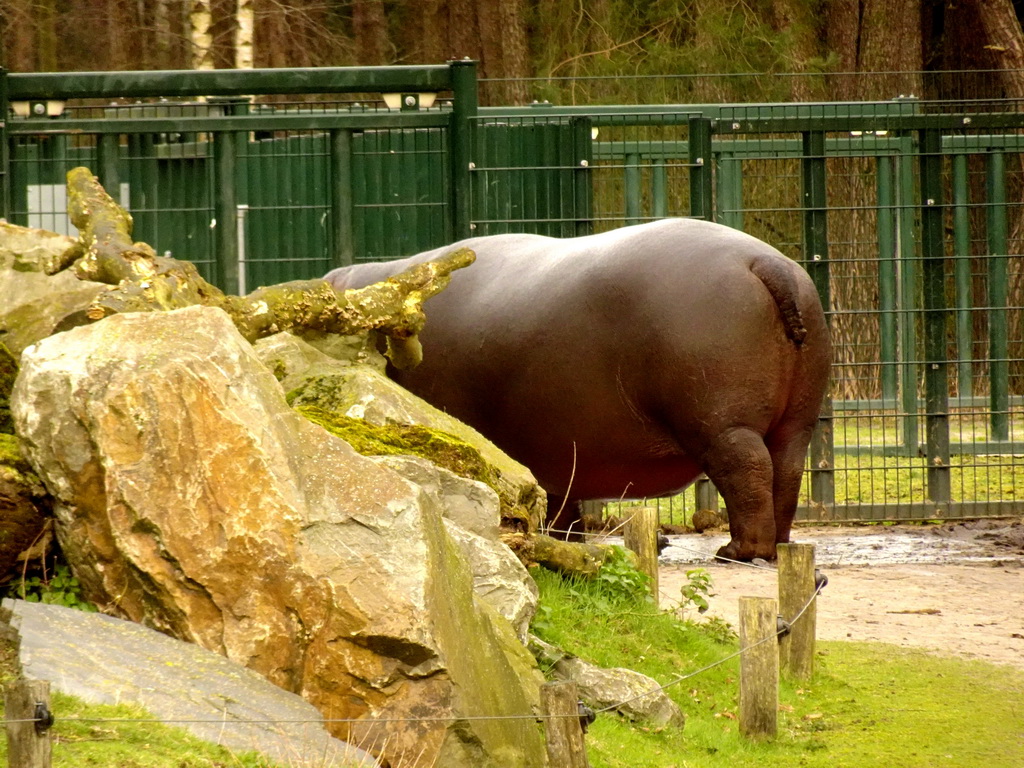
left=326, top=219, right=831, bottom=561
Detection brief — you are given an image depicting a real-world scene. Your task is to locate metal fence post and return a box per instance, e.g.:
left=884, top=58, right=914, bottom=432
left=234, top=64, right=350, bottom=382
left=952, top=153, right=974, bottom=401
left=919, top=128, right=950, bottom=505
left=571, top=115, right=593, bottom=236
left=0, top=68, right=10, bottom=221
left=688, top=116, right=713, bottom=220
left=652, top=157, right=668, bottom=219
left=625, top=151, right=642, bottom=224
left=330, top=128, right=354, bottom=268
left=96, top=133, right=120, bottom=204
left=214, top=130, right=240, bottom=294
left=876, top=153, right=898, bottom=403
left=449, top=59, right=477, bottom=240
left=802, top=130, right=834, bottom=510
left=717, top=151, right=743, bottom=230
left=985, top=151, right=1010, bottom=442
left=897, top=136, right=920, bottom=454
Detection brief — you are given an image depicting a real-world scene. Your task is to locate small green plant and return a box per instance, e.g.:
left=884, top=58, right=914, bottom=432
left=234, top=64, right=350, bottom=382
left=699, top=614, right=737, bottom=644
left=593, top=546, right=654, bottom=606
left=678, top=567, right=714, bottom=615
left=14, top=564, right=96, bottom=612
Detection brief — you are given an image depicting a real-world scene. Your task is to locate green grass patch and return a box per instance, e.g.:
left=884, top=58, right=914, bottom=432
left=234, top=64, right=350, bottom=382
left=0, top=690, right=277, bottom=768
left=532, top=566, right=1024, bottom=768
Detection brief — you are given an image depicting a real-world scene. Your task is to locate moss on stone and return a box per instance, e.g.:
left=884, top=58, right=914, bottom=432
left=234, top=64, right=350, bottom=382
left=0, top=343, right=17, bottom=435
left=295, top=405, right=498, bottom=490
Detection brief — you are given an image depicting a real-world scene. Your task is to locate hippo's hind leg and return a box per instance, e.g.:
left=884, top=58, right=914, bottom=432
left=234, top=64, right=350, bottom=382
left=701, top=427, right=778, bottom=561
left=767, top=426, right=816, bottom=546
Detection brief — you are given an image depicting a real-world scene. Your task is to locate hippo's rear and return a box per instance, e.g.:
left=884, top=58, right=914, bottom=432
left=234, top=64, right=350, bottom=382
left=326, top=219, right=831, bottom=561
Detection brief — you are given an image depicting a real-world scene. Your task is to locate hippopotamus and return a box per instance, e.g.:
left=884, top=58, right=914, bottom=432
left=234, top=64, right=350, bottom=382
left=325, top=218, right=831, bottom=561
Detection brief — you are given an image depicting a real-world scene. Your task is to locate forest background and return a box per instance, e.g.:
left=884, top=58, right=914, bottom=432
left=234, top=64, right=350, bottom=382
left=3, top=0, right=1024, bottom=398
left=4, top=0, right=1024, bottom=107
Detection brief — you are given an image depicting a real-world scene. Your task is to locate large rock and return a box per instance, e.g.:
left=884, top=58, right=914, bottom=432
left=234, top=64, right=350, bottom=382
left=255, top=331, right=547, bottom=532
left=4, top=599, right=378, bottom=767
left=0, top=222, right=103, bottom=359
left=371, top=454, right=539, bottom=640
left=530, top=636, right=685, bottom=728
left=11, top=306, right=546, bottom=768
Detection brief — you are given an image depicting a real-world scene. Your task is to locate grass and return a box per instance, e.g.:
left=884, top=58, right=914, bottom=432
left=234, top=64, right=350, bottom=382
left=531, top=566, right=1024, bottom=768
left=2, top=564, right=1022, bottom=767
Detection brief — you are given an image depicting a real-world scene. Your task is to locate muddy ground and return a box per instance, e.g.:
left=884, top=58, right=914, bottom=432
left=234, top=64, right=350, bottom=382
left=655, top=519, right=1024, bottom=669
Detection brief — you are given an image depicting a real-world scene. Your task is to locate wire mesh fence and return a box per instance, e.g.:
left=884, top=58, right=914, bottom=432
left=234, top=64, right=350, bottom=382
left=3, top=65, right=1021, bottom=527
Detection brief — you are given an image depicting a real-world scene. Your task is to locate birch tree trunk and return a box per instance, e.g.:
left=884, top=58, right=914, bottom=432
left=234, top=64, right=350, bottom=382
left=235, top=0, right=254, bottom=70
left=190, top=0, right=215, bottom=70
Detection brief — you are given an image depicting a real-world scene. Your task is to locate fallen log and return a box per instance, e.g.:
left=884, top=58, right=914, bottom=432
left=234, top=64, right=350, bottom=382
left=66, top=167, right=474, bottom=368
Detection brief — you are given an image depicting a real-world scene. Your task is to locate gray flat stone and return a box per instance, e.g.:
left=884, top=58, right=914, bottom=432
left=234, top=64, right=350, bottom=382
left=3, top=599, right=377, bottom=767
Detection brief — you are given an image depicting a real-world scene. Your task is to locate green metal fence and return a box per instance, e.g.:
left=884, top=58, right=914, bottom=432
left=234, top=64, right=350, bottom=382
left=2, top=65, right=1021, bottom=526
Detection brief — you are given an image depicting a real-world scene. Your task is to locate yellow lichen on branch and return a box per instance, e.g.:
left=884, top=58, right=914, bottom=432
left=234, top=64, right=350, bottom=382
left=64, top=167, right=475, bottom=368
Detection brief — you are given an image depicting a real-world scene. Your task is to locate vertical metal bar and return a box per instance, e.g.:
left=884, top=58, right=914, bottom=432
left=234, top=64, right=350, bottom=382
left=802, top=130, right=834, bottom=510
left=717, top=152, right=743, bottom=230
left=0, top=68, right=10, bottom=220
left=333, top=129, right=358, bottom=268
left=351, top=131, right=367, bottom=260
left=624, top=152, right=641, bottom=225
left=571, top=116, right=592, bottom=237
left=876, top=154, right=898, bottom=403
left=236, top=203, right=248, bottom=294
left=688, top=116, right=713, bottom=220
left=413, top=127, right=431, bottom=251
left=449, top=59, right=477, bottom=239
left=97, top=133, right=121, bottom=204
left=986, top=151, right=1010, bottom=441
left=652, top=157, right=668, bottom=219
left=897, top=137, right=919, bottom=453
left=214, top=130, right=239, bottom=294
left=919, top=128, right=950, bottom=504
left=952, top=153, right=973, bottom=401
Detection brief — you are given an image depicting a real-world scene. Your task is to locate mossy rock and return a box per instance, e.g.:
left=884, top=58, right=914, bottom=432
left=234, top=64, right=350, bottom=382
left=282, top=362, right=547, bottom=533
left=296, top=405, right=498, bottom=490
left=0, top=343, right=18, bottom=435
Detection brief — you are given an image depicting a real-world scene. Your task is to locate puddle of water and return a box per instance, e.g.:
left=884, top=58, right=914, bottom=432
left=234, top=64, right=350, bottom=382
left=654, top=532, right=1024, bottom=566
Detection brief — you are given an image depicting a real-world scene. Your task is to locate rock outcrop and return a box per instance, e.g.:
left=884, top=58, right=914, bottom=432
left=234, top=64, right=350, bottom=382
left=256, top=331, right=547, bottom=533
left=11, top=305, right=546, bottom=768
left=530, top=636, right=685, bottom=728
left=4, top=599, right=379, bottom=767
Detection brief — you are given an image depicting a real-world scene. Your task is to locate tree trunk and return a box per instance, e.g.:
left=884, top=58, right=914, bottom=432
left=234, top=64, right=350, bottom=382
left=235, top=0, right=255, bottom=69
left=36, top=0, right=59, bottom=71
left=0, top=0, right=37, bottom=70
left=976, top=0, right=1024, bottom=101
left=353, top=0, right=389, bottom=65
left=820, top=0, right=925, bottom=399
left=189, top=0, right=214, bottom=70
left=768, top=0, right=825, bottom=101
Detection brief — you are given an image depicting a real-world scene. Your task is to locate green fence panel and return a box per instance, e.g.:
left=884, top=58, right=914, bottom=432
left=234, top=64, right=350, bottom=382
left=469, top=117, right=592, bottom=237
left=4, top=67, right=1021, bottom=527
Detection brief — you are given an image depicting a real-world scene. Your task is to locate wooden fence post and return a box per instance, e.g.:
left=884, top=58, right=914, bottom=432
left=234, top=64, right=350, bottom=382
left=777, top=543, right=817, bottom=680
left=540, top=680, right=590, bottom=768
left=623, top=506, right=659, bottom=600
left=5, top=678, right=52, bottom=768
left=738, top=596, right=778, bottom=740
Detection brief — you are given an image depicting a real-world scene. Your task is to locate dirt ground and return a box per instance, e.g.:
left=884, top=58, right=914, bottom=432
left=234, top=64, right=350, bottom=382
left=656, top=519, right=1024, bottom=669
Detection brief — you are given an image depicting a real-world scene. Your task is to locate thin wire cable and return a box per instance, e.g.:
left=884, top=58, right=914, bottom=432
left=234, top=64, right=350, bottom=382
left=8, top=582, right=825, bottom=730
left=595, top=580, right=826, bottom=714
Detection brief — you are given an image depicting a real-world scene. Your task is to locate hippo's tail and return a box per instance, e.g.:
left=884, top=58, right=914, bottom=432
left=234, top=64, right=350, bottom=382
left=750, top=255, right=808, bottom=346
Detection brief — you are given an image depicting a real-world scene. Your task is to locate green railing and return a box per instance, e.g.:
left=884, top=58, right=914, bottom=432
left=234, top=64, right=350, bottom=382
left=2, top=65, right=1021, bottom=526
